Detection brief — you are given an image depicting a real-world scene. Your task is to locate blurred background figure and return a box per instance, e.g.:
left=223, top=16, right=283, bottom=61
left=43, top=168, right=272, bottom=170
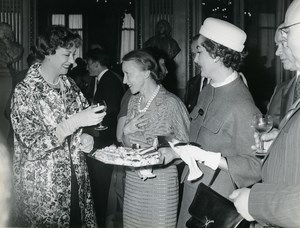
left=85, top=47, right=125, bottom=146
left=143, top=19, right=181, bottom=95
left=85, top=47, right=124, bottom=227
left=0, top=22, right=23, bottom=150
left=143, top=19, right=181, bottom=60
left=0, top=132, right=12, bottom=228
left=184, top=34, right=208, bottom=113
left=67, top=57, right=90, bottom=98
left=0, top=22, right=23, bottom=72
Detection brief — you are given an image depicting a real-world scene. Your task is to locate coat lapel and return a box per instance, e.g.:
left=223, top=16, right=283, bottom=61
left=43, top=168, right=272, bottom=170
left=281, top=76, right=296, bottom=119
left=262, top=98, right=300, bottom=164
left=279, top=97, right=300, bottom=130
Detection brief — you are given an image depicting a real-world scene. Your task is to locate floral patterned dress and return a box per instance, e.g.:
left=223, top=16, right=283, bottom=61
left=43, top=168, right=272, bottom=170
left=10, top=63, right=97, bottom=227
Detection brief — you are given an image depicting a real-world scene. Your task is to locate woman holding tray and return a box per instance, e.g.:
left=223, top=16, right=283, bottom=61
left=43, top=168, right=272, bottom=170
left=121, top=49, right=190, bottom=228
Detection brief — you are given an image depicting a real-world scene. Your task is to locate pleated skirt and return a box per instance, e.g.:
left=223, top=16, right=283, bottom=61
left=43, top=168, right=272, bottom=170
left=123, top=165, right=178, bottom=228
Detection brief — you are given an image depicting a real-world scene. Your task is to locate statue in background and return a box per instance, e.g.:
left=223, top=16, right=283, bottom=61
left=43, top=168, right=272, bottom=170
left=143, top=19, right=181, bottom=95
left=143, top=19, right=181, bottom=60
left=0, top=22, right=23, bottom=71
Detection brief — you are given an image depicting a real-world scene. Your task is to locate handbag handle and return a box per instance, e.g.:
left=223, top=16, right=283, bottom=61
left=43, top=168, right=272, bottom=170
left=208, top=168, right=221, bottom=187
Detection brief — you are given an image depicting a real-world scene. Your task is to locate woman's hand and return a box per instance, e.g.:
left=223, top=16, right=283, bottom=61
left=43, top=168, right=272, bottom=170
left=158, top=147, right=180, bottom=165
left=229, top=188, right=255, bottom=221
left=123, top=113, right=148, bottom=135
left=77, top=105, right=106, bottom=127
left=169, top=142, right=221, bottom=170
left=56, top=106, right=106, bottom=143
left=79, top=133, right=94, bottom=153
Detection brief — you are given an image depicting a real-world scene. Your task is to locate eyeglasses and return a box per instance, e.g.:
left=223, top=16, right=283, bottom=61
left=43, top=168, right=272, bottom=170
left=279, top=21, right=300, bottom=35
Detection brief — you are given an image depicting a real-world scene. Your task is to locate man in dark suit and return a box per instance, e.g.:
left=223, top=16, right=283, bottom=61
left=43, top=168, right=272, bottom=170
left=85, top=48, right=124, bottom=227
left=86, top=48, right=124, bottom=147
left=184, top=34, right=208, bottom=113
left=267, top=23, right=297, bottom=128
left=230, top=2, right=300, bottom=227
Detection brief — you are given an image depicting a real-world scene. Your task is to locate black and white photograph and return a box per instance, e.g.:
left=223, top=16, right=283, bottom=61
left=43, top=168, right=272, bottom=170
left=0, top=0, right=299, bottom=227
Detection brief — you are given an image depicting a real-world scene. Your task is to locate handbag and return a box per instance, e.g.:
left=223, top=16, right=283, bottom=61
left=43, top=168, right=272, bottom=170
left=186, top=168, right=250, bottom=228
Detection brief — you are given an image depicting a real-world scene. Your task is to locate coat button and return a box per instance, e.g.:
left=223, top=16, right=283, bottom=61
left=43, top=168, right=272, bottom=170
left=198, top=109, right=204, bottom=116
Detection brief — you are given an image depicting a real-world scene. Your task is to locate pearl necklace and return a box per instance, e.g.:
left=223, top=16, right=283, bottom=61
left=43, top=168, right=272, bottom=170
left=138, top=85, right=160, bottom=113
left=38, top=67, right=60, bottom=87
left=45, top=78, right=60, bottom=87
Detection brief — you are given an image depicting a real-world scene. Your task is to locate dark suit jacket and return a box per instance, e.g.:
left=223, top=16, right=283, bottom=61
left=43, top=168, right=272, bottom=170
left=184, top=74, right=203, bottom=113
left=86, top=70, right=124, bottom=148
left=267, top=75, right=296, bottom=128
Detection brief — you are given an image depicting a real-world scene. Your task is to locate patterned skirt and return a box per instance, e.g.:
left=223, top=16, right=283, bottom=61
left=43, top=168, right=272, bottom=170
left=123, top=165, right=178, bottom=228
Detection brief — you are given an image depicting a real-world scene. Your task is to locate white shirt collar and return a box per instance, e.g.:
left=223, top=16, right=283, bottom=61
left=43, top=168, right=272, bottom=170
left=96, top=68, right=109, bottom=82
left=211, top=71, right=238, bottom=88
left=94, top=69, right=109, bottom=96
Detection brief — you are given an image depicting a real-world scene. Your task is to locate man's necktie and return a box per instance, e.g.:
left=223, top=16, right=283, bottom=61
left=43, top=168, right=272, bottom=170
left=294, top=77, right=300, bottom=103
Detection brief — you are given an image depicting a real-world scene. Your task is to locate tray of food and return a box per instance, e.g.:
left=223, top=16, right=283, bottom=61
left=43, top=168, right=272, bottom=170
left=89, top=145, right=163, bottom=167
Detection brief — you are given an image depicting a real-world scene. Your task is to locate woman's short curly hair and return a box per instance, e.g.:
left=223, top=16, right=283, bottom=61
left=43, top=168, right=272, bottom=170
left=201, top=36, right=248, bottom=71
left=122, top=49, right=165, bottom=83
left=33, top=25, right=81, bottom=60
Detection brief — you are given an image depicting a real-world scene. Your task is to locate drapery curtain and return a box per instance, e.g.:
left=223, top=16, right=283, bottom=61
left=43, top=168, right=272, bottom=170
left=52, top=14, right=65, bottom=26
left=52, top=14, right=83, bottom=59
left=120, top=13, right=135, bottom=59
left=259, top=13, right=275, bottom=68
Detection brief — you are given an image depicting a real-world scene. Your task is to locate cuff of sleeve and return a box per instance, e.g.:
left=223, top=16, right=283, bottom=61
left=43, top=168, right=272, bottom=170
left=204, top=152, right=221, bottom=170
left=55, top=124, right=68, bottom=144
left=55, top=122, right=77, bottom=144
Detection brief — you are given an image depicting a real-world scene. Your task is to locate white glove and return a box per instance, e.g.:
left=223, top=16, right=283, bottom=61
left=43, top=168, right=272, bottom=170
left=56, top=106, right=106, bottom=143
left=169, top=142, right=203, bottom=181
left=188, top=146, right=221, bottom=170
left=79, top=133, right=94, bottom=153
left=169, top=142, right=221, bottom=181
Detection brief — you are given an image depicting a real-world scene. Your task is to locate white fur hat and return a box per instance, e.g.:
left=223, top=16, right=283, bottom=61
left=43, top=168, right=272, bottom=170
left=199, top=17, right=247, bottom=52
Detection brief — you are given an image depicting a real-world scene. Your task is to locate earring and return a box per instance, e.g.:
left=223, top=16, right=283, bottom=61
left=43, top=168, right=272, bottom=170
left=213, top=58, right=217, bottom=63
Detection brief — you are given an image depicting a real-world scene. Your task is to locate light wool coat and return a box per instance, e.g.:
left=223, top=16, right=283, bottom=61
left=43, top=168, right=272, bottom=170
left=177, top=76, right=262, bottom=228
